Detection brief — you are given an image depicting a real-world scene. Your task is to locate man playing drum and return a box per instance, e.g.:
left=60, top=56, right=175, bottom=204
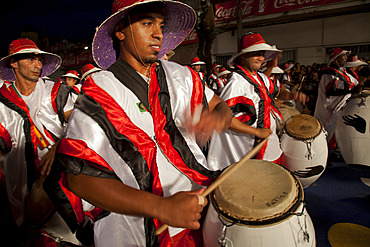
left=45, top=0, right=233, bottom=246
left=314, top=48, right=359, bottom=156
left=207, top=32, right=308, bottom=170
left=0, top=39, right=76, bottom=245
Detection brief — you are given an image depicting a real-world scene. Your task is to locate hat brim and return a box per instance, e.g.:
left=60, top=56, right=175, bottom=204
left=191, top=61, right=205, bottom=65
left=218, top=70, right=231, bottom=77
left=227, top=43, right=282, bottom=67
left=81, top=67, right=102, bottom=80
left=345, top=60, right=368, bottom=67
left=0, top=49, right=61, bottom=81
left=92, top=0, right=196, bottom=69
left=272, top=66, right=284, bottom=74
left=61, top=73, right=80, bottom=79
left=283, top=64, right=294, bottom=71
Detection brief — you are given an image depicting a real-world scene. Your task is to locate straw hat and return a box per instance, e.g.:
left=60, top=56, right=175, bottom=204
left=61, top=70, right=80, bottom=80
left=218, top=67, right=231, bottom=77
left=0, top=39, right=61, bottom=81
left=81, top=64, right=102, bottom=80
left=345, top=54, right=368, bottom=68
left=228, top=32, right=281, bottom=67
left=328, top=48, right=350, bottom=65
left=191, top=57, right=205, bottom=66
left=92, top=0, right=196, bottom=69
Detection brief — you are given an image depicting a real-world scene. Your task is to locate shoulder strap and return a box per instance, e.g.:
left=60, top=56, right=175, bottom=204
left=107, top=59, right=150, bottom=112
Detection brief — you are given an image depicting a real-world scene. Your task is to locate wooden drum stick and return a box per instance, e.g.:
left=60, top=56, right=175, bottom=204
left=155, top=136, right=269, bottom=236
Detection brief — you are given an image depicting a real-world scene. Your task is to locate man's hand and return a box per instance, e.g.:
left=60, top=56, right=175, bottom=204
left=292, top=90, right=309, bottom=106
left=38, top=142, right=59, bottom=176
left=255, top=128, right=273, bottom=139
left=157, top=188, right=207, bottom=230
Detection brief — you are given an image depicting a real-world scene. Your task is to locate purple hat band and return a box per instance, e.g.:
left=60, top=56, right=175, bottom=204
left=92, top=0, right=196, bottom=69
left=0, top=50, right=61, bottom=81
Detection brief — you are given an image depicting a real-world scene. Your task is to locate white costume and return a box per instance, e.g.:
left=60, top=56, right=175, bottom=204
left=0, top=79, right=73, bottom=226
left=208, top=66, right=283, bottom=170
left=52, top=60, right=218, bottom=246
left=314, top=66, right=358, bottom=142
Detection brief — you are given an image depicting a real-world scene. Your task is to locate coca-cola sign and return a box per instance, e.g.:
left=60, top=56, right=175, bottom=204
left=180, top=29, right=199, bottom=45
left=214, top=0, right=346, bottom=25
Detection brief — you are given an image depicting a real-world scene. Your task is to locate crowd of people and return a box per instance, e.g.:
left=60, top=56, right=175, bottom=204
left=0, top=0, right=369, bottom=246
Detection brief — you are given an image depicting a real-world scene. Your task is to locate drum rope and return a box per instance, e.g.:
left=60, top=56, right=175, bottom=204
left=218, top=214, right=235, bottom=247
left=304, top=140, right=313, bottom=160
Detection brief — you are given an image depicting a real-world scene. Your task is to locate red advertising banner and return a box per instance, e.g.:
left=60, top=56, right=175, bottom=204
left=214, top=0, right=347, bottom=25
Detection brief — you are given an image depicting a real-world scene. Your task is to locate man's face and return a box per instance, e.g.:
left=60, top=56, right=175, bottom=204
left=214, top=67, right=220, bottom=74
left=240, top=51, right=265, bottom=72
left=335, top=53, right=347, bottom=67
left=121, top=12, right=164, bottom=66
left=192, top=64, right=201, bottom=72
left=11, top=55, right=43, bottom=82
left=65, top=77, right=77, bottom=87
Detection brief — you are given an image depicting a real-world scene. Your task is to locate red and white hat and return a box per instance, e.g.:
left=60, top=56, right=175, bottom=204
left=228, top=32, right=281, bottom=67
left=218, top=67, right=231, bottom=77
left=345, top=54, right=368, bottom=68
left=190, top=57, right=205, bottom=66
left=81, top=64, right=102, bottom=80
left=211, top=62, right=221, bottom=72
left=61, top=70, right=80, bottom=79
left=328, top=48, right=350, bottom=65
left=282, top=62, right=294, bottom=72
left=0, top=39, right=61, bottom=81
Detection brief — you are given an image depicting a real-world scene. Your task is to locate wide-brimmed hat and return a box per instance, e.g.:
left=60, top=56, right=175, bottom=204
left=345, top=54, right=368, bottom=68
left=61, top=70, right=80, bottom=79
left=92, top=0, right=196, bottom=69
left=282, top=62, right=294, bottom=72
left=218, top=67, right=231, bottom=77
left=328, top=48, right=350, bottom=65
left=81, top=64, right=102, bottom=80
left=0, top=39, right=61, bottom=81
left=228, top=32, right=281, bottom=67
left=191, top=57, right=205, bottom=66
left=211, top=62, right=221, bottom=72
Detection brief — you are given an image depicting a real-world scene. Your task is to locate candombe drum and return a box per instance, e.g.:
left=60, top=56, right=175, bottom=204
left=280, top=114, right=328, bottom=188
left=276, top=104, right=301, bottom=134
left=203, top=159, right=315, bottom=247
left=335, top=91, right=370, bottom=168
left=26, top=175, right=81, bottom=245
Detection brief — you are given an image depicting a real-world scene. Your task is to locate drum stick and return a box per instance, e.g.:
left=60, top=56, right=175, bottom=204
left=155, top=136, right=269, bottom=236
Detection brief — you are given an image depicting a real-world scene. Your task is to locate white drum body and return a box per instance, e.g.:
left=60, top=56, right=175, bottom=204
left=203, top=202, right=315, bottom=247
left=41, top=212, right=81, bottom=245
left=280, top=114, right=328, bottom=188
left=335, top=92, right=370, bottom=168
left=203, top=159, right=316, bottom=247
left=281, top=131, right=328, bottom=188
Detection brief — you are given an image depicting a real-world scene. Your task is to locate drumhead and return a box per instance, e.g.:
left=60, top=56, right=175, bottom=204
left=211, top=159, right=303, bottom=226
left=284, top=114, right=322, bottom=140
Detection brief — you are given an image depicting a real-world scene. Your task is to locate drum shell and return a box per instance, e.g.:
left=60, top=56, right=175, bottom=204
left=281, top=131, right=328, bottom=188
left=203, top=202, right=316, bottom=247
left=335, top=93, right=370, bottom=168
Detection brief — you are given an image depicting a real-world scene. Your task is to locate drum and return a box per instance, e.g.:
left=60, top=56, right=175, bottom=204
left=277, top=105, right=301, bottom=134
left=203, top=159, right=315, bottom=247
left=335, top=91, right=370, bottom=168
left=26, top=175, right=55, bottom=226
left=280, top=114, right=327, bottom=188
left=26, top=175, right=81, bottom=246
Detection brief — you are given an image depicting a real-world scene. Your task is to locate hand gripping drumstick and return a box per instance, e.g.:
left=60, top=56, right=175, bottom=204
left=155, top=136, right=270, bottom=236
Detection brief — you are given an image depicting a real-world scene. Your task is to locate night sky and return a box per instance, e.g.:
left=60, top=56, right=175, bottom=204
left=0, top=0, right=112, bottom=57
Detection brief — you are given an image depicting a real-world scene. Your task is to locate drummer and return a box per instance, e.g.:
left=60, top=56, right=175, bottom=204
left=207, top=32, right=308, bottom=170
left=314, top=48, right=359, bottom=157
left=0, top=39, right=75, bottom=245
